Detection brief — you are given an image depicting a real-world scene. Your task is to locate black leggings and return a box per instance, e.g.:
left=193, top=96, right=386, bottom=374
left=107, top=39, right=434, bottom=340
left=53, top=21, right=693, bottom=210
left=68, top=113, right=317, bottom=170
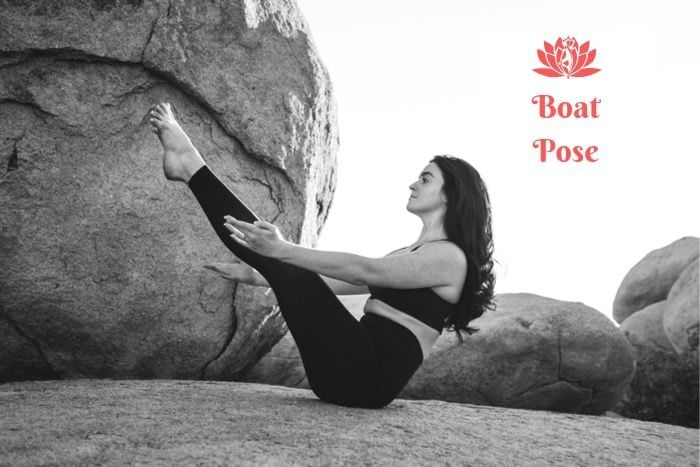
left=188, top=165, right=423, bottom=408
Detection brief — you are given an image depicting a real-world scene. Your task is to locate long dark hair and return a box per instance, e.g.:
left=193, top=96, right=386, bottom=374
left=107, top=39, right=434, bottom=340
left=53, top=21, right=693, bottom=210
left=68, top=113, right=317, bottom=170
left=431, top=155, right=496, bottom=343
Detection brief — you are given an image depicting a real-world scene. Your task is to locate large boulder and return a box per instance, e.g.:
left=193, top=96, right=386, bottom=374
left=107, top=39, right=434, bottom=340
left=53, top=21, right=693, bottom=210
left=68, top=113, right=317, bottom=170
left=400, top=293, right=635, bottom=414
left=616, top=257, right=699, bottom=428
left=663, top=257, right=700, bottom=354
left=0, top=0, right=338, bottom=382
left=613, top=236, right=698, bottom=324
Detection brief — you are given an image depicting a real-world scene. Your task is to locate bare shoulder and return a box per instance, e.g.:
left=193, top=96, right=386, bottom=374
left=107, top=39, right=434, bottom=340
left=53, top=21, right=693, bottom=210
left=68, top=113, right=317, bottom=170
left=417, top=241, right=467, bottom=269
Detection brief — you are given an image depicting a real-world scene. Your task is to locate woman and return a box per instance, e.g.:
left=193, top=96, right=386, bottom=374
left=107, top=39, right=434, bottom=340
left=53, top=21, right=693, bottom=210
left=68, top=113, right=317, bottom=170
left=147, top=102, right=495, bottom=408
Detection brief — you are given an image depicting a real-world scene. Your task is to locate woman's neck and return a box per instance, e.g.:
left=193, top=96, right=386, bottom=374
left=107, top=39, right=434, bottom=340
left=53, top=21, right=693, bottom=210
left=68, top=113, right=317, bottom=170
left=416, top=219, right=448, bottom=244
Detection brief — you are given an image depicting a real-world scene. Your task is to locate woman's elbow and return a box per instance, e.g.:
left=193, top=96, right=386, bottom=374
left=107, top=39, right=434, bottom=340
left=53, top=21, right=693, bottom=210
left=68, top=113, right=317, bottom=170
left=347, top=268, right=370, bottom=286
left=347, top=276, right=367, bottom=286
left=352, top=260, right=379, bottom=286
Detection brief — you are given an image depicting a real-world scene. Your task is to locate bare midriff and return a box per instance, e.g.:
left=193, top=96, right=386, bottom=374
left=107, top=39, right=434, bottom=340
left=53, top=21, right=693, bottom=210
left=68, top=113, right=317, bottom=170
left=363, top=297, right=440, bottom=361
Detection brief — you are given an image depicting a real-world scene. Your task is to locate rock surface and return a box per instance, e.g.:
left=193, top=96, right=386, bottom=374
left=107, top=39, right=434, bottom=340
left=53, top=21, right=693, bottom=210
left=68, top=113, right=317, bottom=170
left=1, top=380, right=697, bottom=466
left=400, top=294, right=635, bottom=414
left=613, top=236, right=699, bottom=324
left=0, top=0, right=338, bottom=382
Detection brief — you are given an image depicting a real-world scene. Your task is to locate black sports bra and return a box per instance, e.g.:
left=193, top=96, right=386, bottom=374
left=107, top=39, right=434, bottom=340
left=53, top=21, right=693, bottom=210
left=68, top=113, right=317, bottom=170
left=367, top=241, right=458, bottom=332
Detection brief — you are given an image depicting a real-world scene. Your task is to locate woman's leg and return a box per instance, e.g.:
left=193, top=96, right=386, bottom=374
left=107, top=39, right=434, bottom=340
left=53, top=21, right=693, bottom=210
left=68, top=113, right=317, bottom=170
left=147, top=103, right=383, bottom=406
left=187, top=164, right=277, bottom=275
left=188, top=165, right=383, bottom=406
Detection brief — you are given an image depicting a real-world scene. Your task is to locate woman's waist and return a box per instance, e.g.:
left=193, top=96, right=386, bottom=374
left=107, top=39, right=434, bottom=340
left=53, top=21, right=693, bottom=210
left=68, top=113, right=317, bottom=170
left=363, top=298, right=440, bottom=361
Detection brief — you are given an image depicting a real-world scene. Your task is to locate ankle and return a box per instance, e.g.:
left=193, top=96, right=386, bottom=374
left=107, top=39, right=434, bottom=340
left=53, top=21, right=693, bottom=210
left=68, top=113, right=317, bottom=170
left=181, top=155, right=206, bottom=183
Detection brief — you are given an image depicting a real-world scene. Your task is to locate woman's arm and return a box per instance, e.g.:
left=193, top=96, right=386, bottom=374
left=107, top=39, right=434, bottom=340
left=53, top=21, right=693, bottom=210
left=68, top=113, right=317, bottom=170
left=204, top=262, right=369, bottom=295
left=318, top=276, right=370, bottom=295
left=276, top=242, right=466, bottom=289
left=222, top=217, right=466, bottom=290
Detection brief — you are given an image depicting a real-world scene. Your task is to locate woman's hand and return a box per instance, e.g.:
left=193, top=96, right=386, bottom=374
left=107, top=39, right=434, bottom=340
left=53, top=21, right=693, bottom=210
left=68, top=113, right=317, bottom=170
left=223, top=216, right=292, bottom=259
left=202, top=260, right=256, bottom=283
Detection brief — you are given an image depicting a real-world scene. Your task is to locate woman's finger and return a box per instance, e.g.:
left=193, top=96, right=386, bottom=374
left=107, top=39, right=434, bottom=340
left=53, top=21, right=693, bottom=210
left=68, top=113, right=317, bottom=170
left=226, top=218, right=258, bottom=234
left=229, top=226, right=246, bottom=239
left=223, top=223, right=251, bottom=243
left=203, top=264, right=236, bottom=280
left=203, top=264, right=224, bottom=273
left=254, top=220, right=275, bottom=231
left=223, top=222, right=247, bottom=239
left=230, top=232, right=251, bottom=248
left=223, top=221, right=246, bottom=235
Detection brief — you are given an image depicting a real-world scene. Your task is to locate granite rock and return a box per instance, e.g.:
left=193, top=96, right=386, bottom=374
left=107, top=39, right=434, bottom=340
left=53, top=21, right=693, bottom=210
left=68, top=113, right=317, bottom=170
left=0, top=0, right=338, bottom=382
left=613, top=333, right=699, bottom=428
left=400, top=293, right=635, bottom=415
left=616, top=257, right=699, bottom=428
left=663, top=258, right=699, bottom=354
left=613, top=236, right=698, bottom=324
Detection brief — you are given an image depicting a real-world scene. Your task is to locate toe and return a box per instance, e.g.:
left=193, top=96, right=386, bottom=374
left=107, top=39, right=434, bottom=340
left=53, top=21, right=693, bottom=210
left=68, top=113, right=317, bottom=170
left=165, top=102, right=176, bottom=118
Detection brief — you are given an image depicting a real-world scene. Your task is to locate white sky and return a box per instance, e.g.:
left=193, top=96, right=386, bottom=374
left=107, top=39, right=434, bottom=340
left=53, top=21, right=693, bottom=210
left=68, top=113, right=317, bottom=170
left=296, top=0, right=700, bottom=323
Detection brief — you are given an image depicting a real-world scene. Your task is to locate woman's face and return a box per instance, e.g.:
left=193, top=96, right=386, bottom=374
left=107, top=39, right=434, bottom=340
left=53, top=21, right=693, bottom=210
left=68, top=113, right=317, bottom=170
left=407, top=162, right=446, bottom=214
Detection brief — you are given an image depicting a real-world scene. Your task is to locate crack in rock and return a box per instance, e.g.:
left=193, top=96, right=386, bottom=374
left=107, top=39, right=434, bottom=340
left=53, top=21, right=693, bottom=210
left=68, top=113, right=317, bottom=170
left=2, top=314, right=56, bottom=377
left=5, top=131, right=25, bottom=172
left=1, top=47, right=295, bottom=191
left=199, top=282, right=239, bottom=379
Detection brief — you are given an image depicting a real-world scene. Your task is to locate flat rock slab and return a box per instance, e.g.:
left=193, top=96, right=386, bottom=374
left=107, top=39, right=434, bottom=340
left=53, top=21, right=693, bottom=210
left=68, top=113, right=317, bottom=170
left=1, top=380, right=697, bottom=466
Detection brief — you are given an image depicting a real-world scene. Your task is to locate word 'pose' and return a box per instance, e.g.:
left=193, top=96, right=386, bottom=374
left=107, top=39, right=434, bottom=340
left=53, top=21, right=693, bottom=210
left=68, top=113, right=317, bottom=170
left=532, top=139, right=599, bottom=162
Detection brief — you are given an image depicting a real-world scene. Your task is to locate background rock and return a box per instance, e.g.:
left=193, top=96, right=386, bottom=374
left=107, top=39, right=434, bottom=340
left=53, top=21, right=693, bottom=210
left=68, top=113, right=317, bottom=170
left=613, top=332, right=699, bottom=428
left=619, top=301, right=674, bottom=352
left=663, top=258, right=699, bottom=354
left=613, top=236, right=698, bottom=324
left=1, top=380, right=697, bottom=466
left=244, top=293, right=636, bottom=416
left=400, top=293, right=635, bottom=414
left=616, top=253, right=699, bottom=428
left=0, top=0, right=338, bottom=382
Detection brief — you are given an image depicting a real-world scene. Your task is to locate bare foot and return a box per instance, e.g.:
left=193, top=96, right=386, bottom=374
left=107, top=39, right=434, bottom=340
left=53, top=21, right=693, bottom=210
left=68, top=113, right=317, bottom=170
left=148, top=103, right=205, bottom=183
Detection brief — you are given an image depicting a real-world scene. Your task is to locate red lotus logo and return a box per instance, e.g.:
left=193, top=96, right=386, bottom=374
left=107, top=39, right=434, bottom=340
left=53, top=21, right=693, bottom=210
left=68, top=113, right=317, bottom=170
left=533, top=37, right=601, bottom=78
